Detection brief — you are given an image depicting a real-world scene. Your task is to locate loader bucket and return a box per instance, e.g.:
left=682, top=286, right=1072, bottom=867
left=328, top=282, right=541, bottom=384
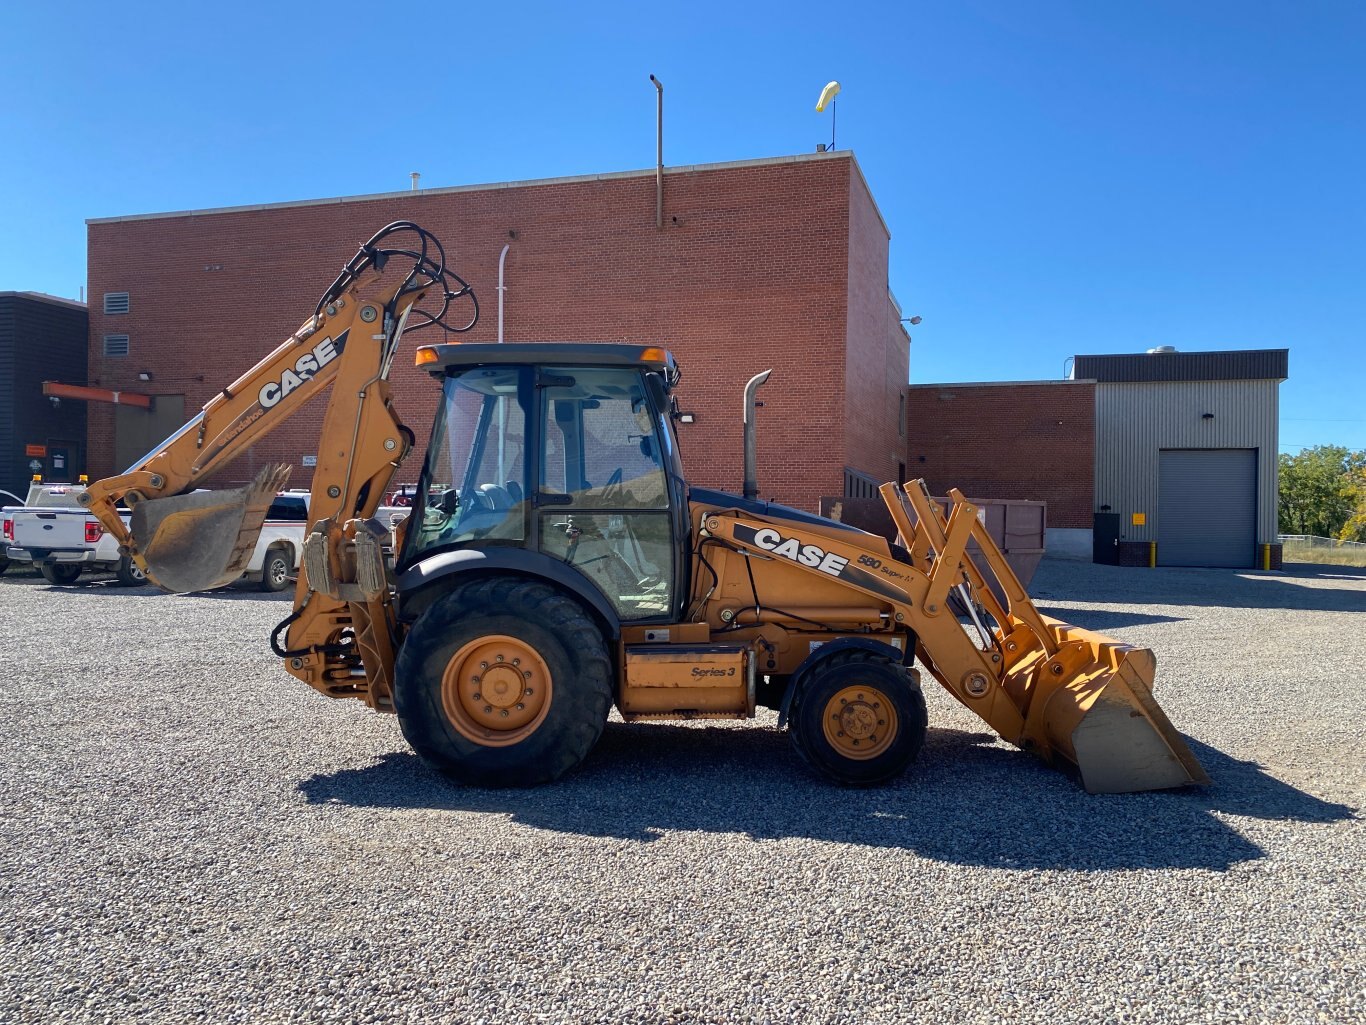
left=1012, top=617, right=1210, bottom=794
left=884, top=480, right=1209, bottom=794
left=130, top=464, right=292, bottom=593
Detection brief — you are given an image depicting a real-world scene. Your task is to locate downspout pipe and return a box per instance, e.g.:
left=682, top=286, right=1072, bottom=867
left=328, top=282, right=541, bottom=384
left=650, top=74, right=663, bottom=229
left=497, top=243, right=510, bottom=343
left=743, top=369, right=771, bottom=499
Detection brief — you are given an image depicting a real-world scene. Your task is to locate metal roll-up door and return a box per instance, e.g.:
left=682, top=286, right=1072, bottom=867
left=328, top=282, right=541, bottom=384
left=1157, top=448, right=1257, bottom=568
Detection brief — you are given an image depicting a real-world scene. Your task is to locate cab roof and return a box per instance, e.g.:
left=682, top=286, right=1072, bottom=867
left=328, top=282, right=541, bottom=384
left=417, top=342, right=677, bottom=379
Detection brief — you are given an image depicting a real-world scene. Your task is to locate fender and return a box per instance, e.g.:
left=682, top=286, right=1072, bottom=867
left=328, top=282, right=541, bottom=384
left=395, top=546, right=622, bottom=639
left=776, top=636, right=910, bottom=730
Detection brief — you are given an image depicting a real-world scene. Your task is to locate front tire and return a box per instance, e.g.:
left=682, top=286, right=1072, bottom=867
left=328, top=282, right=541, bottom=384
left=114, top=556, right=147, bottom=587
left=40, top=563, right=83, bottom=586
left=259, top=547, right=292, bottom=592
left=394, top=578, right=613, bottom=787
left=789, top=650, right=928, bottom=786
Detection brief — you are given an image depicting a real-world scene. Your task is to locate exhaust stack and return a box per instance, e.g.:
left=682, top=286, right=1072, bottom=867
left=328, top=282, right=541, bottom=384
left=743, top=369, right=771, bottom=499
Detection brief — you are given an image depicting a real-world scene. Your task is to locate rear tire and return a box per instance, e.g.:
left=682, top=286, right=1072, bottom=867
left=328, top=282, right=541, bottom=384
left=394, top=578, right=612, bottom=787
left=114, top=556, right=147, bottom=587
left=789, top=650, right=927, bottom=786
left=40, top=563, right=83, bottom=586
left=259, top=547, right=292, bottom=592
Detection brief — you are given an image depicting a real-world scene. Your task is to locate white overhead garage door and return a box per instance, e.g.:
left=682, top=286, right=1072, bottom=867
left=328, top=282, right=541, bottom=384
left=1157, top=448, right=1257, bottom=568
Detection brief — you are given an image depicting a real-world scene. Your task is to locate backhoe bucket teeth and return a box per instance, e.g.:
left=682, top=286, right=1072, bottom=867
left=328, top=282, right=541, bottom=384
left=1011, top=619, right=1210, bottom=794
left=130, top=464, right=292, bottom=593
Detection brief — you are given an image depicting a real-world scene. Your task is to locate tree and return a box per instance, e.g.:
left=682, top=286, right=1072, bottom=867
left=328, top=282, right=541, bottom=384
left=1341, top=463, right=1366, bottom=542
left=1277, top=445, right=1365, bottom=539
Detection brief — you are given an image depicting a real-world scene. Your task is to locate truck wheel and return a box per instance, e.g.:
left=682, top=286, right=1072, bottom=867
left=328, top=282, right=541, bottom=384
left=0, top=553, right=9, bottom=576
left=114, top=556, right=147, bottom=587
left=394, top=578, right=612, bottom=787
left=40, top=563, right=83, bottom=586
left=259, top=547, right=292, bottom=592
left=789, top=650, right=927, bottom=786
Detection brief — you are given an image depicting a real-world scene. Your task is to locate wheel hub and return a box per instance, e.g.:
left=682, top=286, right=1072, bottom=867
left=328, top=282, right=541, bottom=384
left=441, top=635, right=552, bottom=747
left=821, top=685, right=897, bottom=761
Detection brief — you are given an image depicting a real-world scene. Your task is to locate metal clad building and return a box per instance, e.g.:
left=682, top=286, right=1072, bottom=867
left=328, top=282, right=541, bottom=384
left=1082, top=349, right=1288, bottom=569
left=0, top=292, right=89, bottom=497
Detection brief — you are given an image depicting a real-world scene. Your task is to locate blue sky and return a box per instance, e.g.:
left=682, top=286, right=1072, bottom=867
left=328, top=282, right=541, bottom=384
left=2, top=1, right=1362, bottom=452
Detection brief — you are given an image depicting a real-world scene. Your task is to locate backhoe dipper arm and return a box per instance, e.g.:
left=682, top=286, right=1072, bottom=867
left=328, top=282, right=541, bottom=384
left=81, top=222, right=479, bottom=712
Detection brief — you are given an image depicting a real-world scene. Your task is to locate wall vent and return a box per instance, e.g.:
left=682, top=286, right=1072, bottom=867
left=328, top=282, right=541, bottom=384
left=103, top=334, right=130, bottom=357
left=103, top=292, right=130, bottom=315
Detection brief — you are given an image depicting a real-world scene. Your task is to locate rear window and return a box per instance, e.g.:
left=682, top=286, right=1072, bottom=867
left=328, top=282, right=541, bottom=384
left=266, top=498, right=309, bottom=522
left=31, top=488, right=83, bottom=509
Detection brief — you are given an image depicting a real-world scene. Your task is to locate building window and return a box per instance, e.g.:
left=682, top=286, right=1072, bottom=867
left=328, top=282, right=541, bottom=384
left=899, top=392, right=906, bottom=437
left=103, top=334, right=130, bottom=357
left=103, top=292, right=130, bottom=315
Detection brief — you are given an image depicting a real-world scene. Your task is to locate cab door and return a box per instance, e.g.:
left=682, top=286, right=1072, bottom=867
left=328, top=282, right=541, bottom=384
left=536, top=367, right=676, bottom=622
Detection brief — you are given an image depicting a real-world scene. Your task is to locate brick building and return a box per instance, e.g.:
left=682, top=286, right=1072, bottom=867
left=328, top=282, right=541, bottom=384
left=906, top=379, right=1096, bottom=557
left=84, top=151, right=909, bottom=512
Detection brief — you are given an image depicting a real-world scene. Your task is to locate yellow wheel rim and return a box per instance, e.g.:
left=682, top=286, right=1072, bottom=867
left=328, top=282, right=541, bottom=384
left=440, top=635, right=553, bottom=747
left=821, top=685, right=897, bottom=761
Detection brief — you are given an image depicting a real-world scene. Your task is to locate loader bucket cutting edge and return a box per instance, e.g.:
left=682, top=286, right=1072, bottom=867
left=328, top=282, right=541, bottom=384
left=1025, top=618, right=1210, bottom=794
left=129, top=464, right=292, bottom=593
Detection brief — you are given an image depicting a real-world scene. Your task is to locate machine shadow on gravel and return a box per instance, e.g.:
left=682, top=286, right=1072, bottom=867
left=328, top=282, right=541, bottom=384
left=299, top=722, right=1355, bottom=873
left=1033, top=607, right=1188, bottom=631
left=1032, top=563, right=1366, bottom=615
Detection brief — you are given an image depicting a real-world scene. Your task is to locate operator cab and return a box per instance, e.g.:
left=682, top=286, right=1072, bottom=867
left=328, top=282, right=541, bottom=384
left=400, top=344, right=688, bottom=623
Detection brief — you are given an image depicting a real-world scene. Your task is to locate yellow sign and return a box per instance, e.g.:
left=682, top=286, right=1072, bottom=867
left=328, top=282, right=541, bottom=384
left=1131, top=512, right=1146, bottom=526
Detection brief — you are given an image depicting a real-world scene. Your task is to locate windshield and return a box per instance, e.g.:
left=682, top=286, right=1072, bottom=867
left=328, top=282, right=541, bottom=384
left=402, top=366, right=529, bottom=565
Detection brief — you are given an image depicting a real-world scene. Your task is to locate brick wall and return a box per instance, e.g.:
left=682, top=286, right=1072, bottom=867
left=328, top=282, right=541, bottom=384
left=843, top=168, right=908, bottom=489
left=905, top=380, right=1096, bottom=529
left=86, top=154, right=863, bottom=511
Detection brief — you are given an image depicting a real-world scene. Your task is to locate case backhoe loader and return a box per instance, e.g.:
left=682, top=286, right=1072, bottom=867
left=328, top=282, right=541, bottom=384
left=82, top=222, right=1208, bottom=794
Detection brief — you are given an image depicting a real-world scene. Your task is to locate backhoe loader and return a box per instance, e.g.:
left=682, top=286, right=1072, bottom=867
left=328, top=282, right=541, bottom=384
left=81, top=222, right=1208, bottom=793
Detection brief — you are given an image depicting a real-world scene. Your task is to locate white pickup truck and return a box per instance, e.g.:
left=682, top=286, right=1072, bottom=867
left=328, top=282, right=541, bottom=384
left=2, top=480, right=143, bottom=586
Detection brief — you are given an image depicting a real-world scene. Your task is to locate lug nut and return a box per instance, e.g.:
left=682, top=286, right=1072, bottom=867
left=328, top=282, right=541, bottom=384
left=483, top=706, right=492, bottom=714
left=473, top=693, right=482, bottom=701
left=500, top=709, right=509, bottom=717
left=516, top=703, right=525, bottom=711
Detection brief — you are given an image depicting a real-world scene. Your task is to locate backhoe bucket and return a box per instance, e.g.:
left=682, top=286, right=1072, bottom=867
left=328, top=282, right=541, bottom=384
left=130, top=464, right=291, bottom=593
left=1014, top=618, right=1210, bottom=794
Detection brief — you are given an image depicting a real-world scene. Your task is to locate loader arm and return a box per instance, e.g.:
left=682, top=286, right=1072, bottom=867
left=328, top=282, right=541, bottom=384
left=698, top=481, right=1208, bottom=793
left=81, top=222, right=478, bottom=711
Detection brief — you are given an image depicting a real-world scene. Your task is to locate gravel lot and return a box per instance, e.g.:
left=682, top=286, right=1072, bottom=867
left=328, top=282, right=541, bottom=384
left=1, top=559, right=1362, bottom=1024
